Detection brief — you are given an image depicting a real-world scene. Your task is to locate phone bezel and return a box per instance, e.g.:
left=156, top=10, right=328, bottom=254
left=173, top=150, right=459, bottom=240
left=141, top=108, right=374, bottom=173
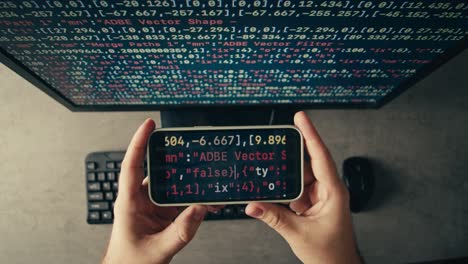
left=147, top=125, right=304, bottom=206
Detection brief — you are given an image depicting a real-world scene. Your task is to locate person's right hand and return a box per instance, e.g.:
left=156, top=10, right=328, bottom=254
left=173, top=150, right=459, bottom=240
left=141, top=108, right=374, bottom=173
left=246, top=111, right=361, bottom=264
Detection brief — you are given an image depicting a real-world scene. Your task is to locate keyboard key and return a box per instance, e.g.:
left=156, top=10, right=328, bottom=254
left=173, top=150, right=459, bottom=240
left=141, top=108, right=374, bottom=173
left=88, top=192, right=103, bottom=201
left=97, top=172, right=106, bottom=181
left=89, top=211, right=100, bottom=220
left=211, top=210, right=222, bottom=216
left=112, top=182, right=119, bottom=191
left=238, top=206, right=246, bottom=215
left=102, top=182, right=111, bottom=191
left=86, top=162, right=97, bottom=170
left=106, top=162, right=115, bottom=169
left=107, top=172, right=116, bottom=181
left=116, top=161, right=122, bottom=169
left=223, top=207, right=234, bottom=217
left=87, top=182, right=100, bottom=191
left=102, top=211, right=112, bottom=220
left=89, top=202, right=109, bottom=211
left=105, top=192, right=114, bottom=201
left=87, top=173, right=96, bottom=181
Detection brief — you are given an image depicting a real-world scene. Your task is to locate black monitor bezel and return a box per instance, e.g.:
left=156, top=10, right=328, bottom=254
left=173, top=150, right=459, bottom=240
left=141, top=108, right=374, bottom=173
left=1, top=36, right=466, bottom=112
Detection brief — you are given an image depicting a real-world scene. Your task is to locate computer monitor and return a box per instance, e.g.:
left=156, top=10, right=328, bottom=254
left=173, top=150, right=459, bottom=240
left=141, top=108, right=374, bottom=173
left=0, top=1, right=467, bottom=118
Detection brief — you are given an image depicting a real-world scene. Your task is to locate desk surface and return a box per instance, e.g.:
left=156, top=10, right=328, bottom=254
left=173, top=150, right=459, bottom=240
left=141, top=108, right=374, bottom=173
left=1, top=51, right=467, bottom=264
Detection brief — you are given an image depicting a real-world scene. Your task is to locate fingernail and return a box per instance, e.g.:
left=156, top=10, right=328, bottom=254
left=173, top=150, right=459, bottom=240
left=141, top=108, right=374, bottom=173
left=192, top=207, right=206, bottom=221
left=248, top=207, right=263, bottom=218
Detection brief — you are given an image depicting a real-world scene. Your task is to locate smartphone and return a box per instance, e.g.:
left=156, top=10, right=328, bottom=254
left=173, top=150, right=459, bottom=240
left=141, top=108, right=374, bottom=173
left=147, top=126, right=303, bottom=206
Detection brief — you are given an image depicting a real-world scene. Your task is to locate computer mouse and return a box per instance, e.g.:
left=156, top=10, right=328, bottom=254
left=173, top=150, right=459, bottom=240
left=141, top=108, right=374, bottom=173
left=342, top=157, right=374, bottom=213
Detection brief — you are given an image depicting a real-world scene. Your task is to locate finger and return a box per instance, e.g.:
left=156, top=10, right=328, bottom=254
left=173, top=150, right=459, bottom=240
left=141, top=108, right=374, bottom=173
left=246, top=202, right=297, bottom=239
left=142, top=176, right=149, bottom=186
left=207, top=205, right=225, bottom=212
left=159, top=205, right=207, bottom=255
left=294, top=111, right=340, bottom=188
left=154, top=206, right=179, bottom=222
left=303, top=160, right=315, bottom=186
left=290, top=161, right=315, bottom=214
left=120, top=119, right=155, bottom=195
left=135, top=177, right=180, bottom=221
left=290, top=180, right=327, bottom=215
left=289, top=186, right=312, bottom=214
left=122, top=118, right=155, bottom=170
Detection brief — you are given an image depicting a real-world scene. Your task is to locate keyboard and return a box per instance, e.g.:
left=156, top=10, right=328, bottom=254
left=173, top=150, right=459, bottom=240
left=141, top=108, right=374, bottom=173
left=85, top=151, right=250, bottom=224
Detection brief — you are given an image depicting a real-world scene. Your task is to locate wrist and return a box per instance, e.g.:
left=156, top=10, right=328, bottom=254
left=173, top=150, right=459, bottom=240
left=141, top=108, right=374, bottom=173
left=103, top=251, right=172, bottom=264
left=302, top=250, right=361, bottom=264
left=319, top=242, right=362, bottom=264
left=102, top=239, right=173, bottom=264
left=298, top=235, right=362, bottom=264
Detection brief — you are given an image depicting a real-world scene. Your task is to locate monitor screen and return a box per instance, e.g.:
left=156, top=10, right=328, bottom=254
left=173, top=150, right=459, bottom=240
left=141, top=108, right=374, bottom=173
left=0, top=1, right=467, bottom=110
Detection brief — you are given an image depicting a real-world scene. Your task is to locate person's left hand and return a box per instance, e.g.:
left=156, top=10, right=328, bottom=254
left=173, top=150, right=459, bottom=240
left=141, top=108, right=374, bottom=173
left=102, top=119, right=208, bottom=264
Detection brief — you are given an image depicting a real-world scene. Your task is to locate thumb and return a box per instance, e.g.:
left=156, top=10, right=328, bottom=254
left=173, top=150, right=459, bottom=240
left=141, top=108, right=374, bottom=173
left=159, top=205, right=207, bottom=255
left=246, top=202, right=297, bottom=238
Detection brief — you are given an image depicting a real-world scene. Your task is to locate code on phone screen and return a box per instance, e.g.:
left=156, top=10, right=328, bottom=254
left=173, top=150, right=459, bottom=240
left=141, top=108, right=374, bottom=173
left=149, top=128, right=302, bottom=204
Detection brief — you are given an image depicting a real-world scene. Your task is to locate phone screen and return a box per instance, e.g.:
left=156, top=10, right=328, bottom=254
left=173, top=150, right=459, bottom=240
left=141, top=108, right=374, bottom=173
left=148, top=126, right=303, bottom=205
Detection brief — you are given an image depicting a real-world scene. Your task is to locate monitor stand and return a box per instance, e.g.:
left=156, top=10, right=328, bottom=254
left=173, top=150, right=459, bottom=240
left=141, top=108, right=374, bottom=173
left=160, top=108, right=298, bottom=127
